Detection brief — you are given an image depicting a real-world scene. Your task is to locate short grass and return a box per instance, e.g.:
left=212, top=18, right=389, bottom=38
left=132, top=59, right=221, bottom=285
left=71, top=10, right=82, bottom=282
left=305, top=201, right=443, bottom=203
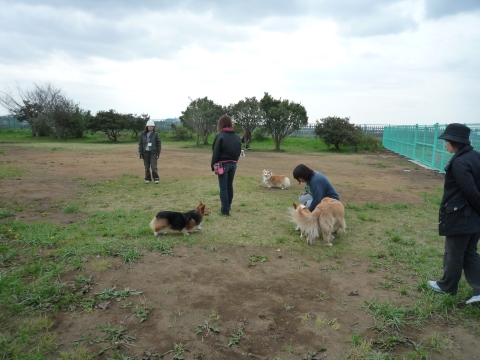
left=0, top=132, right=478, bottom=359
left=0, top=128, right=367, bottom=154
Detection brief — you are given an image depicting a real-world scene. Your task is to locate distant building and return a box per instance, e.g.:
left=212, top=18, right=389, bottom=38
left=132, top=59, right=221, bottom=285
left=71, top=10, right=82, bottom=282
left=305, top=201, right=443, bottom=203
left=151, top=118, right=180, bottom=133
left=163, top=118, right=180, bottom=123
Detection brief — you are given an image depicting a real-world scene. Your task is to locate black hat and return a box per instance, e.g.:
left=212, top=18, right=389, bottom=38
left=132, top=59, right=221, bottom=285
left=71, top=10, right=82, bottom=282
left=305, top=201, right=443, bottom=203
left=438, top=123, right=471, bottom=145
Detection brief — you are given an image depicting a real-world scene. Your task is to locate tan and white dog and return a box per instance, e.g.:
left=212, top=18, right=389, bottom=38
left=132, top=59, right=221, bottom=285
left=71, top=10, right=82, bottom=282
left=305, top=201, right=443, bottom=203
left=290, top=198, right=346, bottom=246
left=262, top=169, right=290, bottom=189
left=240, top=150, right=245, bottom=158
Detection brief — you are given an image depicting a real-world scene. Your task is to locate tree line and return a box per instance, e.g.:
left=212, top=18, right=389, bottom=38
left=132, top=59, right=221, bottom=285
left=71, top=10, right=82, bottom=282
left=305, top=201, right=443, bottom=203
left=0, top=82, right=379, bottom=151
left=0, top=83, right=151, bottom=141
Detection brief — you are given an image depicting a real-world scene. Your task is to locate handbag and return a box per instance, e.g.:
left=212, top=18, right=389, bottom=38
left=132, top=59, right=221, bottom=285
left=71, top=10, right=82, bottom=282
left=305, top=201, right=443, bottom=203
left=214, top=162, right=224, bottom=175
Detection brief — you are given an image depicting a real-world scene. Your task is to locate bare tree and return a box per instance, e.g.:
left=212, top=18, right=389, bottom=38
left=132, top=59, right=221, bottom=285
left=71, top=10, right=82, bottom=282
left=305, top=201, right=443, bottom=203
left=0, top=83, right=85, bottom=138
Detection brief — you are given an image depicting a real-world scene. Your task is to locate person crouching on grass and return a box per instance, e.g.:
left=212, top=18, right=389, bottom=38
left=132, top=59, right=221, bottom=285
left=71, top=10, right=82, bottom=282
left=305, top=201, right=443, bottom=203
left=293, top=164, right=340, bottom=212
left=138, top=119, right=161, bottom=184
left=428, top=123, right=480, bottom=308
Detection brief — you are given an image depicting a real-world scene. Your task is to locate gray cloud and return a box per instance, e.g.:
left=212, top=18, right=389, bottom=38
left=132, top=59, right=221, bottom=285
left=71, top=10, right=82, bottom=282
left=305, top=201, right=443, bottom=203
left=424, top=0, right=480, bottom=19
left=0, top=0, right=420, bottom=65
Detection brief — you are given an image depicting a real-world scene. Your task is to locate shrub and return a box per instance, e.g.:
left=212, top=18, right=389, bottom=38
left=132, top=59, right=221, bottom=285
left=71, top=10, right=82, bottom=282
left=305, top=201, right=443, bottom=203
left=252, top=126, right=269, bottom=142
left=170, top=124, right=192, bottom=140
left=360, top=135, right=382, bottom=151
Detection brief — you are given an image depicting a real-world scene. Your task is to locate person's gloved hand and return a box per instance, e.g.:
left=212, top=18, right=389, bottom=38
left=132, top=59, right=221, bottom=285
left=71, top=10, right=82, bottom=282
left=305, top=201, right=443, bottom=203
left=139, top=154, right=143, bottom=159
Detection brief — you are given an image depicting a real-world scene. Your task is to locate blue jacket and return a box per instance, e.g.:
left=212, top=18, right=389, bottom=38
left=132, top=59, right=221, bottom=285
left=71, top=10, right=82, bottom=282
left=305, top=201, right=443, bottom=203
left=307, top=171, right=340, bottom=212
left=439, top=145, right=480, bottom=236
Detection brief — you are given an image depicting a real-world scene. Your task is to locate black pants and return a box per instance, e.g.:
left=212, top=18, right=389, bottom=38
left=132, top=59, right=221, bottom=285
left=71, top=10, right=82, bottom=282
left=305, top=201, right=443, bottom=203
left=143, top=151, right=159, bottom=181
left=437, top=232, right=480, bottom=295
left=217, top=162, right=237, bottom=215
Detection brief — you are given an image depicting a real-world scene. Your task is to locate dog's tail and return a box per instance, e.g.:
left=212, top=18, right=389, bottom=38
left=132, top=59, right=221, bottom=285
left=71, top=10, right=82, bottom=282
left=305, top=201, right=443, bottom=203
left=284, top=177, right=291, bottom=188
left=290, top=206, right=319, bottom=239
left=288, top=207, right=297, bottom=225
left=149, top=216, right=157, bottom=231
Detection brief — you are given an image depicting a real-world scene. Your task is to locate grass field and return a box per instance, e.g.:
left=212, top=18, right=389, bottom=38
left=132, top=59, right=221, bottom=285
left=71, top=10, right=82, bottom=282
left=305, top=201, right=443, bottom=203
left=0, top=129, right=479, bottom=359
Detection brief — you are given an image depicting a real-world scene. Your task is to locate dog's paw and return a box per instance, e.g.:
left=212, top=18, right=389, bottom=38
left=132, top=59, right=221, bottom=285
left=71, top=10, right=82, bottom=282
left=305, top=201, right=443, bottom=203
left=153, top=232, right=158, bottom=236
left=325, top=243, right=333, bottom=247
left=295, top=226, right=300, bottom=231
left=196, top=226, right=202, bottom=230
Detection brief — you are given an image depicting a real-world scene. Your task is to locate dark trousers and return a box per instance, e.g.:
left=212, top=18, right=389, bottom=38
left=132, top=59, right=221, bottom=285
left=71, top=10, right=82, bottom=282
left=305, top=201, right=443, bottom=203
left=437, top=232, right=480, bottom=295
left=217, top=162, right=237, bottom=215
left=143, top=151, right=159, bottom=181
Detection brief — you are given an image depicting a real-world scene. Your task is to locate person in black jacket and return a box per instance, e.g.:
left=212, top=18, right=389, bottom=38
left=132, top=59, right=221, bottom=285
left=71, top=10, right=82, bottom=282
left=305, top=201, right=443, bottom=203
left=211, top=115, right=242, bottom=216
left=428, top=123, right=480, bottom=308
left=138, top=120, right=161, bottom=184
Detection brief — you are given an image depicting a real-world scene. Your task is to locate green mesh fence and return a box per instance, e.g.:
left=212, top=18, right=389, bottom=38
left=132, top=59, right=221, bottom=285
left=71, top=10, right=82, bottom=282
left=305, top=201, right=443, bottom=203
left=383, top=123, right=480, bottom=174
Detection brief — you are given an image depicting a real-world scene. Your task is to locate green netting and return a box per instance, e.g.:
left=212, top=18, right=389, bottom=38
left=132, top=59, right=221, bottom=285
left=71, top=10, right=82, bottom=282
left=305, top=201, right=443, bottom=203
left=383, top=123, right=480, bottom=174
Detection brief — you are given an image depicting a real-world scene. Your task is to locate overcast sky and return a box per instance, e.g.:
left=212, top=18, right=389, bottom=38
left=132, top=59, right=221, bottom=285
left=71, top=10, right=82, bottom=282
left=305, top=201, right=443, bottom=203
left=1, top=0, right=479, bottom=125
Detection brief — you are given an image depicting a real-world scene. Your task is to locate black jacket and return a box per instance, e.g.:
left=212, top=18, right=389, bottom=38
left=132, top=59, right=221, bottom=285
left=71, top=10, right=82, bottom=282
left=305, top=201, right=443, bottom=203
left=138, top=130, right=161, bottom=157
left=211, top=129, right=242, bottom=170
left=438, top=145, right=480, bottom=236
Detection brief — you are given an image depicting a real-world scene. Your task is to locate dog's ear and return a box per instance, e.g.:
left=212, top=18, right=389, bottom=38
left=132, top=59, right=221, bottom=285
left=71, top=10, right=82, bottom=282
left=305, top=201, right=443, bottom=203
left=293, top=203, right=298, bottom=209
left=302, top=201, right=307, bottom=206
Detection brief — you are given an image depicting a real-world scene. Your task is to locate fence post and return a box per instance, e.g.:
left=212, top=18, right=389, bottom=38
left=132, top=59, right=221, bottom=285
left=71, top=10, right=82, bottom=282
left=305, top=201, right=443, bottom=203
left=413, top=124, right=418, bottom=160
left=432, top=123, right=440, bottom=169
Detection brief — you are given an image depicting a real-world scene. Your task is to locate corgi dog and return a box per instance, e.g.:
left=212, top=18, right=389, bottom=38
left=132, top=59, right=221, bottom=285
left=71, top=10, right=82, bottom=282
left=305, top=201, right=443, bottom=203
left=290, top=198, right=346, bottom=246
left=150, top=202, right=210, bottom=236
left=262, top=169, right=290, bottom=189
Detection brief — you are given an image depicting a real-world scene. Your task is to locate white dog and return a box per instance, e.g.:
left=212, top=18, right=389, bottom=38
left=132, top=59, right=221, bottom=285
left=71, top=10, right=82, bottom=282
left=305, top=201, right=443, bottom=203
left=240, top=150, right=245, bottom=158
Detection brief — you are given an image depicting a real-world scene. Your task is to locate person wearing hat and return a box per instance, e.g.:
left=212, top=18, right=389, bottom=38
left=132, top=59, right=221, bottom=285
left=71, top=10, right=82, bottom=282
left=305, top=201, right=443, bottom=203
left=138, top=119, right=161, bottom=184
left=428, top=123, right=480, bottom=307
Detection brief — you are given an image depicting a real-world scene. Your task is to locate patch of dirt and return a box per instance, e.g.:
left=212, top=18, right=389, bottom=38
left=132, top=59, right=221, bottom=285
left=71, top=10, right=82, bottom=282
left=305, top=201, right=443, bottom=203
left=1, top=146, right=442, bottom=225
left=2, top=145, right=475, bottom=359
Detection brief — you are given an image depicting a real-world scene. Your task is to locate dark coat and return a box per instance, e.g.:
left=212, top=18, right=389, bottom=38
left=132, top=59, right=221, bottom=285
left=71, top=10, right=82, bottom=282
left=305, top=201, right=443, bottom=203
left=438, top=145, right=480, bottom=236
left=138, top=130, right=161, bottom=157
left=211, top=129, right=242, bottom=170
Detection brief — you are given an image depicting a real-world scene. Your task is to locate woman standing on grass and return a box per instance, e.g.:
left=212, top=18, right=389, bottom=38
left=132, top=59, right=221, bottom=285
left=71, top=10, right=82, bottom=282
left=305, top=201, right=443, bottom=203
left=211, top=115, right=242, bottom=216
left=428, top=123, right=480, bottom=308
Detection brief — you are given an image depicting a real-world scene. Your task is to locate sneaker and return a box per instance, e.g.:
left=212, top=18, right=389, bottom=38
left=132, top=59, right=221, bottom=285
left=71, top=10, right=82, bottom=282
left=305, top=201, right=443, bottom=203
left=145, top=180, right=151, bottom=184
left=428, top=280, right=445, bottom=293
left=154, top=180, right=159, bottom=184
left=466, top=295, right=480, bottom=308
left=218, top=210, right=230, bottom=216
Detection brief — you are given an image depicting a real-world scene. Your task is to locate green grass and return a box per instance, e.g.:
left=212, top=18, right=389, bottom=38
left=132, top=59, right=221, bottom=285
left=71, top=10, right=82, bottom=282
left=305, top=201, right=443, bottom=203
left=0, top=128, right=372, bottom=154
left=0, top=134, right=478, bottom=359
left=0, top=165, right=24, bottom=180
